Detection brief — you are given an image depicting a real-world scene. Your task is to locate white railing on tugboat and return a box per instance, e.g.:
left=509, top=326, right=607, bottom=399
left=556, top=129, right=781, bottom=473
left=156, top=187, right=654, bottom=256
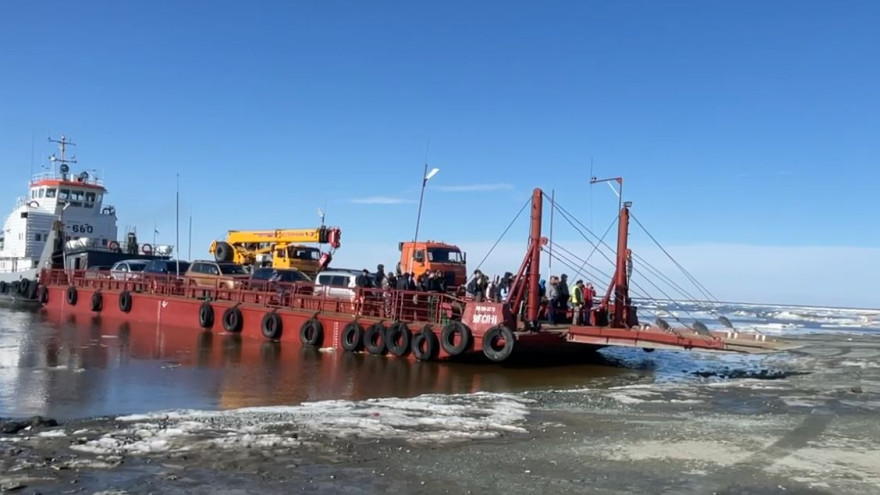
left=30, top=171, right=105, bottom=187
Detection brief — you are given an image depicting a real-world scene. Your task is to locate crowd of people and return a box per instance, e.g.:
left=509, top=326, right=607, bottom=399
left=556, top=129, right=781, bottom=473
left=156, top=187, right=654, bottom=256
left=465, top=269, right=597, bottom=325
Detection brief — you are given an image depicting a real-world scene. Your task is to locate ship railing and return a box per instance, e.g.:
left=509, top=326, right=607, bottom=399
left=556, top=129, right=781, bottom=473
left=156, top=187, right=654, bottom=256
left=30, top=171, right=105, bottom=187
left=43, top=270, right=467, bottom=325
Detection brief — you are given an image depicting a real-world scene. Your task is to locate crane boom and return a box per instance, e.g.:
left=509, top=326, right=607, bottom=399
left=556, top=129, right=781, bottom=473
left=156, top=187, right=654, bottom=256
left=225, top=227, right=341, bottom=248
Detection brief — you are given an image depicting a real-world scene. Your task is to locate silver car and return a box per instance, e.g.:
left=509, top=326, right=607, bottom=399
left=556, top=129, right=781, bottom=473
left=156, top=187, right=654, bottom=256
left=109, top=259, right=149, bottom=280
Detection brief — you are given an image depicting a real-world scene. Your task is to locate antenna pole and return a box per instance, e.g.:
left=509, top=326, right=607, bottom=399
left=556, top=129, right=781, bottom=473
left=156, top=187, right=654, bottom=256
left=153, top=221, right=157, bottom=247
left=188, top=206, right=192, bottom=261
left=175, top=173, right=180, bottom=276
left=548, top=188, right=555, bottom=270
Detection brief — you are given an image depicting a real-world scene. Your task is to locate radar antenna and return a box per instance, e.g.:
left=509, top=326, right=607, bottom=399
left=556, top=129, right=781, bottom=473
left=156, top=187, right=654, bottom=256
left=48, top=134, right=77, bottom=179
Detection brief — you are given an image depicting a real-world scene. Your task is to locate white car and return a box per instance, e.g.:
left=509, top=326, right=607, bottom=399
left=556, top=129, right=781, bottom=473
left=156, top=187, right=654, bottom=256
left=109, top=259, right=149, bottom=280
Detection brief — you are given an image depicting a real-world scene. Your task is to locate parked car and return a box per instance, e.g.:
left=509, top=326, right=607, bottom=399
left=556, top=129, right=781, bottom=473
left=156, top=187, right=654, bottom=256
left=84, top=265, right=112, bottom=279
left=109, top=259, right=149, bottom=280
left=314, top=269, right=375, bottom=300
left=248, top=267, right=312, bottom=297
left=144, top=259, right=191, bottom=276
left=184, top=260, right=250, bottom=288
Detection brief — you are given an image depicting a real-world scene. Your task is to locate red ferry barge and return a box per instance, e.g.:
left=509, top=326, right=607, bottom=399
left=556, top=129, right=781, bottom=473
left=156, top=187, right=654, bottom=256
left=37, top=188, right=792, bottom=362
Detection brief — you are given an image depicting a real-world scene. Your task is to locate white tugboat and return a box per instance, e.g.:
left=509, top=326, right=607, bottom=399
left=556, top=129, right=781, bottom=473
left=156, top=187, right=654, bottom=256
left=0, top=135, right=119, bottom=285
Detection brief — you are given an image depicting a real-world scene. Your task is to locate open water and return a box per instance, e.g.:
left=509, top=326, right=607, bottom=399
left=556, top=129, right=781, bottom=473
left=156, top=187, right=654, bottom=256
left=1, top=301, right=877, bottom=419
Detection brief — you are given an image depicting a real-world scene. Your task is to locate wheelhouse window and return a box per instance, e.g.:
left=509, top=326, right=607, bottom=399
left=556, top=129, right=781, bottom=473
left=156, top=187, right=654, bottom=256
left=45, top=188, right=56, bottom=198
left=84, top=191, right=96, bottom=208
left=428, top=248, right=464, bottom=263
left=70, top=190, right=84, bottom=207
left=58, top=189, right=69, bottom=201
left=39, top=188, right=45, bottom=198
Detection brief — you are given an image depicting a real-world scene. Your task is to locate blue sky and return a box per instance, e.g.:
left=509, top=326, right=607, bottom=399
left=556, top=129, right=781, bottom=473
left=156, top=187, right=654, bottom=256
left=1, top=1, right=878, bottom=307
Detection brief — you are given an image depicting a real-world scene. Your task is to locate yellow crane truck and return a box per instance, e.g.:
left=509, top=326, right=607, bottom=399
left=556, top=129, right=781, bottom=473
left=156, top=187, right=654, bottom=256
left=209, top=226, right=341, bottom=277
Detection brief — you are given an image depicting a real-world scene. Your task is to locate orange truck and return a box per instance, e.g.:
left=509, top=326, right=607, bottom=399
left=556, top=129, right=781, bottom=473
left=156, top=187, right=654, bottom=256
left=397, top=240, right=467, bottom=288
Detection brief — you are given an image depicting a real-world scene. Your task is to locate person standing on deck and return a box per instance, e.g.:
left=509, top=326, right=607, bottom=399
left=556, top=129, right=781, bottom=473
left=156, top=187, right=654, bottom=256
left=571, top=280, right=585, bottom=325
left=557, top=274, right=570, bottom=323
left=547, top=276, right=559, bottom=324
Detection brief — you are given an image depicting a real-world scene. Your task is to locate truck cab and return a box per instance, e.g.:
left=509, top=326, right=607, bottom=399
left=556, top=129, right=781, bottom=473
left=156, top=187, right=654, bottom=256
left=398, top=241, right=466, bottom=288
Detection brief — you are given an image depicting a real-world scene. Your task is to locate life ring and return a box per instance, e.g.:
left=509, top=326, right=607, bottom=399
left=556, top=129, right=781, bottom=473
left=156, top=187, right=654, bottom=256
left=386, top=322, right=412, bottom=357
left=66, top=286, right=78, bottom=305
left=198, top=301, right=214, bottom=329
left=341, top=321, right=364, bottom=352
left=364, top=323, right=387, bottom=355
left=141, top=243, right=153, bottom=255
left=90, top=291, right=103, bottom=312
left=27, top=200, right=39, bottom=208
left=118, top=290, right=132, bottom=313
left=261, top=311, right=283, bottom=339
left=440, top=321, right=473, bottom=356
left=411, top=324, right=440, bottom=361
left=37, top=286, right=49, bottom=304
left=108, top=240, right=120, bottom=252
left=222, top=307, right=243, bottom=333
left=482, top=325, right=515, bottom=362
left=299, top=318, right=323, bottom=346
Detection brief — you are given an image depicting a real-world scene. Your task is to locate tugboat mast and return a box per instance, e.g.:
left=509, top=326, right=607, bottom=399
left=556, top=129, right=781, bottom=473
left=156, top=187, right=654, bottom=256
left=48, top=135, right=77, bottom=177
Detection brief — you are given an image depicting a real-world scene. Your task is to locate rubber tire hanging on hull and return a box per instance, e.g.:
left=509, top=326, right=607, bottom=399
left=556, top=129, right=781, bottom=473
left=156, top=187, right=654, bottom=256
left=37, top=286, right=48, bottom=304
left=90, top=291, right=103, bottom=312
left=223, top=307, right=243, bottom=333
left=482, top=325, right=516, bottom=362
left=364, top=323, right=387, bottom=355
left=261, top=312, right=283, bottom=339
left=386, top=322, right=412, bottom=357
left=341, top=321, right=364, bottom=352
left=198, top=302, right=214, bottom=329
left=412, top=325, right=440, bottom=361
left=66, top=286, right=78, bottom=306
left=118, top=291, right=132, bottom=313
left=0, top=281, right=6, bottom=294
left=300, top=318, right=323, bottom=347
left=440, top=321, right=473, bottom=356
left=18, top=279, right=31, bottom=297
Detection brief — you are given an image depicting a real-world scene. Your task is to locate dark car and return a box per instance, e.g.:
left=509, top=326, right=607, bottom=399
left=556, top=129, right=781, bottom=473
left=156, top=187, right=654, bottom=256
left=251, top=267, right=311, bottom=283
left=144, top=259, right=191, bottom=276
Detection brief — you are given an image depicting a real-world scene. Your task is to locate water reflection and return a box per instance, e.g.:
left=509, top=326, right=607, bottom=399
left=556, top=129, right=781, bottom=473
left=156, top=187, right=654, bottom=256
left=0, top=308, right=637, bottom=419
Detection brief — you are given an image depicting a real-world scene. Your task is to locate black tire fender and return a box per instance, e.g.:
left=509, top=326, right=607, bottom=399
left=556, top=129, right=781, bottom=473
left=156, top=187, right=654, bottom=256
left=198, top=301, right=214, bottom=329
left=37, top=286, right=48, bottom=304
left=90, top=291, right=103, bottom=312
left=440, top=321, right=473, bottom=356
left=66, top=286, right=78, bottom=306
left=222, top=307, right=243, bottom=333
left=118, top=290, right=132, bottom=313
left=386, top=322, right=412, bottom=357
left=482, top=325, right=516, bottom=362
left=341, top=321, right=364, bottom=352
left=26, top=282, right=38, bottom=300
left=412, top=324, right=440, bottom=361
left=261, top=311, right=283, bottom=339
left=0, top=281, right=7, bottom=293
left=300, top=318, right=323, bottom=346
left=18, top=279, right=30, bottom=296
left=364, top=323, right=387, bottom=355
